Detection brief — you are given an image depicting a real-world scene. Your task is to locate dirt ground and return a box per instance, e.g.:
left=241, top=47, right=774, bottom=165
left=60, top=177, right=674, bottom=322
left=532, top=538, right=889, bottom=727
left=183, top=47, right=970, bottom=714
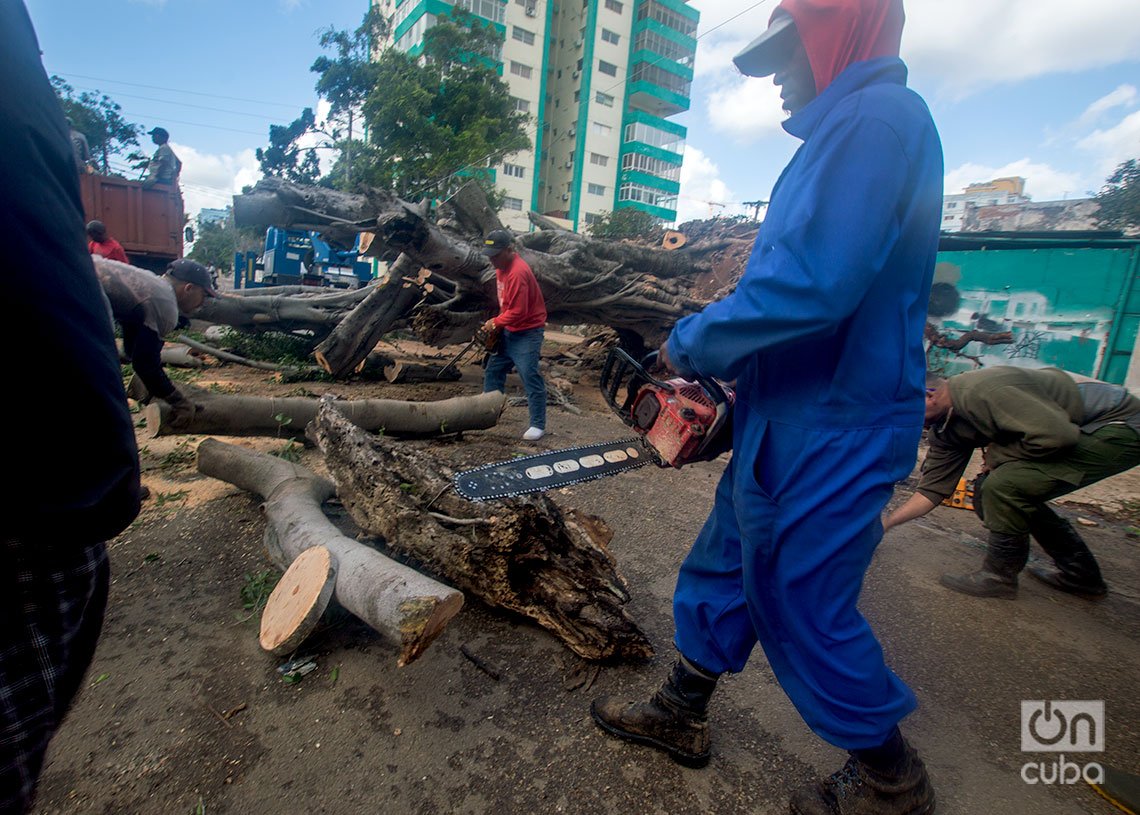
left=31, top=341, right=1140, bottom=815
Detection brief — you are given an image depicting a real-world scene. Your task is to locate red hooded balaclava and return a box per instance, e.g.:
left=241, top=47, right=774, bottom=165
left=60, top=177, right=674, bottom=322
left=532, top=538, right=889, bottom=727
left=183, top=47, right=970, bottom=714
left=774, top=0, right=905, bottom=95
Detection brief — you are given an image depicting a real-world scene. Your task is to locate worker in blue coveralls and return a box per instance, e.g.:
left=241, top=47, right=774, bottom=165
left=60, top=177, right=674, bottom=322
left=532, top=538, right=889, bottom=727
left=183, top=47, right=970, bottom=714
left=590, top=1, right=944, bottom=813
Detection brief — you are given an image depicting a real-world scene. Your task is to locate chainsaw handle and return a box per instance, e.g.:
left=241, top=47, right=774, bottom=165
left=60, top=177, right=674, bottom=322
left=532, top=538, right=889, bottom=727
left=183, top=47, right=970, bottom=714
left=642, top=350, right=733, bottom=460
left=642, top=350, right=731, bottom=410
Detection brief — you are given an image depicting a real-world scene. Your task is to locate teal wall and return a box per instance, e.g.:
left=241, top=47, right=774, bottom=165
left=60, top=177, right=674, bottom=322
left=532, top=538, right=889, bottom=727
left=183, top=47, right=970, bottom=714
left=931, top=242, right=1140, bottom=384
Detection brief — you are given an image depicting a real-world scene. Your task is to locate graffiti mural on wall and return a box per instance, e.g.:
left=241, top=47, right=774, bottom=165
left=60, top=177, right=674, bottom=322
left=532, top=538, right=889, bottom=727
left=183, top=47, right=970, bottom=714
left=926, top=261, right=1112, bottom=378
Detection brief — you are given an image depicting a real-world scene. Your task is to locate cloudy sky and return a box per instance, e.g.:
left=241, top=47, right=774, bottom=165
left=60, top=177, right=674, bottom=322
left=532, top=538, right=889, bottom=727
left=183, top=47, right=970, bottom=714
left=25, top=0, right=1140, bottom=226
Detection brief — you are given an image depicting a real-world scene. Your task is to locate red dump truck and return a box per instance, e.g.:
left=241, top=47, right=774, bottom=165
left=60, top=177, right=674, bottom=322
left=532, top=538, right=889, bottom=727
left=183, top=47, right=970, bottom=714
left=79, top=173, right=185, bottom=272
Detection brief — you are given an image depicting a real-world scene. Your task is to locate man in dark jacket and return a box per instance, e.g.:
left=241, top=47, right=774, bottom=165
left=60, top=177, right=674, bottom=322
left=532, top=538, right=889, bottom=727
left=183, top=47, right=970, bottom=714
left=590, top=1, right=943, bottom=812
left=887, top=366, right=1140, bottom=599
left=0, top=3, right=142, bottom=810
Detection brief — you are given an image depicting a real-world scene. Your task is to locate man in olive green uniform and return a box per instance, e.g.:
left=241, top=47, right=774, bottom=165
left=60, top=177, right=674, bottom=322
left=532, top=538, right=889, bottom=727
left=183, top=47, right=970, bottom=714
left=143, top=127, right=181, bottom=187
left=887, top=366, right=1140, bottom=599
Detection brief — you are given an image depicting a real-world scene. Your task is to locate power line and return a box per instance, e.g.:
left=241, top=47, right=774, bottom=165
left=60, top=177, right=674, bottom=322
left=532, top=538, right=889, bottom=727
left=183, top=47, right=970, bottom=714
left=117, top=111, right=268, bottom=137
left=55, top=72, right=303, bottom=111
left=70, top=85, right=287, bottom=122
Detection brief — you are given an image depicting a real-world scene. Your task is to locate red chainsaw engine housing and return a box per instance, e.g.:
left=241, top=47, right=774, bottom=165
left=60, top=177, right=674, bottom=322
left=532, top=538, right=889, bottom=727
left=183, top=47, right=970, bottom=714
left=630, top=379, right=729, bottom=468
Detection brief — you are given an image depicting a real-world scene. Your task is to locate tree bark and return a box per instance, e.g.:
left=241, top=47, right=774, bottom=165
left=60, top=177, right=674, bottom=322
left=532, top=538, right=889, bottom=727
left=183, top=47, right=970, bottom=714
left=309, top=398, right=654, bottom=662
left=145, top=389, right=506, bottom=440
left=384, top=361, right=463, bottom=384
left=312, top=254, right=423, bottom=377
left=229, top=179, right=736, bottom=356
left=197, top=439, right=463, bottom=666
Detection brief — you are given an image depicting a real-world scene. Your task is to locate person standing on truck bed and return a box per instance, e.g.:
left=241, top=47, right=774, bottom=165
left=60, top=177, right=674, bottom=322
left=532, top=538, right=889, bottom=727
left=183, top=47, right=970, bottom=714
left=142, top=127, right=181, bottom=187
left=93, top=257, right=216, bottom=426
left=86, top=220, right=129, bottom=264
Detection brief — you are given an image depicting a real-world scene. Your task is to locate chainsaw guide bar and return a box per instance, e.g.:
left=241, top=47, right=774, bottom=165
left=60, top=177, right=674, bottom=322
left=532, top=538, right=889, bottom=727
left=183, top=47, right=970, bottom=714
left=453, top=438, right=650, bottom=500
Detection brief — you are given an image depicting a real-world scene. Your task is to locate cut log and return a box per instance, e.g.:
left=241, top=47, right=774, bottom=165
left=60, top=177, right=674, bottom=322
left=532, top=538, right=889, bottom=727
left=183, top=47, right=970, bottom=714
left=309, top=397, right=654, bottom=662
left=174, top=334, right=326, bottom=376
left=313, top=254, right=423, bottom=378
left=384, top=361, right=463, bottom=384
left=198, top=439, right=463, bottom=667
left=436, top=180, right=504, bottom=237
left=260, top=545, right=337, bottom=656
left=145, top=388, right=505, bottom=439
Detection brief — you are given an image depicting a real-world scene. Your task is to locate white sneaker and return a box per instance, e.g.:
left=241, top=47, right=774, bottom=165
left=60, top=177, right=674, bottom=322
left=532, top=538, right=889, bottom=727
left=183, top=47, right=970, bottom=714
left=522, top=426, right=545, bottom=441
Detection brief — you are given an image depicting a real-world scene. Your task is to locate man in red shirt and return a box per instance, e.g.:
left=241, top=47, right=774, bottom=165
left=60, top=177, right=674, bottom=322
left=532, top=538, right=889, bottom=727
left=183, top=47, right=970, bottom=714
left=86, top=220, right=129, bottom=264
left=481, top=229, right=548, bottom=441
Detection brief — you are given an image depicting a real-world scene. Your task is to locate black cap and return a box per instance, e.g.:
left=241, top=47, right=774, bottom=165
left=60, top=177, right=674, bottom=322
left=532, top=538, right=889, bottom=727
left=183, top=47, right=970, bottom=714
left=86, top=220, right=106, bottom=238
left=481, top=229, right=514, bottom=257
left=167, top=259, right=218, bottom=297
left=148, top=127, right=169, bottom=141
left=733, top=11, right=798, bottom=77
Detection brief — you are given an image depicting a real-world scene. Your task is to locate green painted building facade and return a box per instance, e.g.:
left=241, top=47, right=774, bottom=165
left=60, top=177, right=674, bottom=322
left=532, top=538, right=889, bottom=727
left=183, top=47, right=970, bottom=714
left=931, top=233, right=1140, bottom=385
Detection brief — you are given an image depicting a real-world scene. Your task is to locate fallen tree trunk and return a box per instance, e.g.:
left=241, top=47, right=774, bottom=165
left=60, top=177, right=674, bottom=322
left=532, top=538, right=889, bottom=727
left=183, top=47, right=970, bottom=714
left=309, top=398, right=654, bottom=662
left=145, top=389, right=506, bottom=440
left=233, top=178, right=718, bottom=350
left=384, top=361, right=462, bottom=384
left=197, top=439, right=463, bottom=666
left=175, top=334, right=327, bottom=376
left=312, top=254, right=424, bottom=378
left=193, top=286, right=370, bottom=337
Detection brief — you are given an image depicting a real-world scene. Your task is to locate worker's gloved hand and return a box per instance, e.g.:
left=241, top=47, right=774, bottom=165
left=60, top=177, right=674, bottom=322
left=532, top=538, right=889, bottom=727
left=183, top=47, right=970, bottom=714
left=164, top=389, right=198, bottom=428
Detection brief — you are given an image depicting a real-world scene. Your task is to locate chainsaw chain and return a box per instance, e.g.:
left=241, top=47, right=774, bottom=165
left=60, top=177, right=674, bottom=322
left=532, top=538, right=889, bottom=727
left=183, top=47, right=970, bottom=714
left=454, top=437, right=648, bottom=501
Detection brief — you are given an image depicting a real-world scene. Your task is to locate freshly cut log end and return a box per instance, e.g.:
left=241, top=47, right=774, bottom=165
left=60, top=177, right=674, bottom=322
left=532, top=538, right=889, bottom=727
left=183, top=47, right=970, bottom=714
left=259, top=545, right=337, bottom=656
left=198, top=439, right=464, bottom=667
left=396, top=594, right=466, bottom=668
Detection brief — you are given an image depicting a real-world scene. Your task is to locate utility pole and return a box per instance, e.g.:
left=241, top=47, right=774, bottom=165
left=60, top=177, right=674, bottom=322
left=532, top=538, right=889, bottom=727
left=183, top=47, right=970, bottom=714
left=742, top=199, right=769, bottom=221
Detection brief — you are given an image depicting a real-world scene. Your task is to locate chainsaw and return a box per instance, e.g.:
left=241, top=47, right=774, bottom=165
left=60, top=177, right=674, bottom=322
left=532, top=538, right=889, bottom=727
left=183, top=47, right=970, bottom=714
left=454, top=348, right=734, bottom=500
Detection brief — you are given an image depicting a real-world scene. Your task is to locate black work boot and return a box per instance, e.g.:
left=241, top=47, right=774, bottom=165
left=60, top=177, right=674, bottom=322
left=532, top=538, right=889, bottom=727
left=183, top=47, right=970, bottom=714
left=790, top=731, right=935, bottom=815
left=940, top=531, right=1027, bottom=598
left=590, top=656, right=718, bottom=767
left=1026, top=513, right=1108, bottom=598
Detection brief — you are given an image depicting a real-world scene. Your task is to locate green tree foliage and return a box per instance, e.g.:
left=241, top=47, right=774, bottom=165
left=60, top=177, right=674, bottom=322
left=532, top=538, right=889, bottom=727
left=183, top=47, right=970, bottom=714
left=1095, top=158, right=1140, bottom=232
left=587, top=208, right=662, bottom=240
left=256, top=9, right=530, bottom=201
left=188, top=213, right=262, bottom=274
left=256, top=108, right=322, bottom=184
left=51, top=77, right=143, bottom=175
left=311, top=8, right=388, bottom=186
left=363, top=12, right=530, bottom=200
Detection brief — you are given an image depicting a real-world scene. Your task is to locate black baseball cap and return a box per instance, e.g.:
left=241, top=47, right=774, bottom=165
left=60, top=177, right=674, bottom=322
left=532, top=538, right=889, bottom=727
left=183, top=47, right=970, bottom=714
left=733, top=10, right=798, bottom=77
left=167, top=259, right=218, bottom=297
left=481, top=229, right=514, bottom=257
left=148, top=127, right=169, bottom=140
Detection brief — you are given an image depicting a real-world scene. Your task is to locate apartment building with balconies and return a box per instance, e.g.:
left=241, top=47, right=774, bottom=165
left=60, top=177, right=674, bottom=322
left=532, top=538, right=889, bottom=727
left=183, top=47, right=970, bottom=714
left=374, top=0, right=697, bottom=231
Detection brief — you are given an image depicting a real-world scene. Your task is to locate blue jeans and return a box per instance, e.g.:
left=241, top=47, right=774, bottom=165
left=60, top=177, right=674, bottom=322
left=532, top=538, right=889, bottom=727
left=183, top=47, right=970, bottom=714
left=483, top=327, right=547, bottom=430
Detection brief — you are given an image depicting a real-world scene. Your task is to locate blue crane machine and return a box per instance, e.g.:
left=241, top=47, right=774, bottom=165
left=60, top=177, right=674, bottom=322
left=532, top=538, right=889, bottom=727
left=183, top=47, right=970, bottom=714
left=234, top=227, right=374, bottom=290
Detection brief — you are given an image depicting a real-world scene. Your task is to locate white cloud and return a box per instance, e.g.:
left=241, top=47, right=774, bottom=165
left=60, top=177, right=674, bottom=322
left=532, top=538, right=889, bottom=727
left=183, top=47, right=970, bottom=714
left=1078, top=84, right=1138, bottom=127
left=705, top=76, right=787, bottom=144
left=1078, top=109, right=1140, bottom=181
left=944, top=159, right=1086, bottom=202
left=904, top=1, right=1140, bottom=97
left=172, top=143, right=262, bottom=225
left=675, top=146, right=748, bottom=224
left=690, top=0, right=1140, bottom=100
